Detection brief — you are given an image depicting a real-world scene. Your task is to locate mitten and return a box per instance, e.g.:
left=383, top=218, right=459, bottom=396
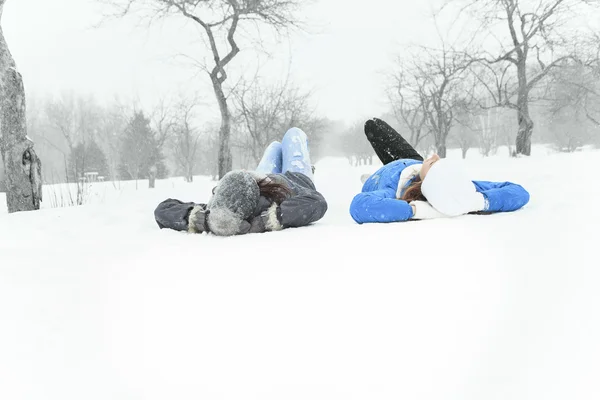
left=188, top=205, right=211, bottom=233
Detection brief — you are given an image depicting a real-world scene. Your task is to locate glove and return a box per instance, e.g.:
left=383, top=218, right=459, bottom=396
left=254, top=196, right=273, bottom=215
left=248, top=215, right=266, bottom=233
left=188, top=205, right=211, bottom=233
left=410, top=200, right=448, bottom=220
left=247, top=203, right=283, bottom=234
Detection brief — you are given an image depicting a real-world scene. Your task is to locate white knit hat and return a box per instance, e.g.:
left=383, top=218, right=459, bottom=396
left=421, top=159, right=486, bottom=217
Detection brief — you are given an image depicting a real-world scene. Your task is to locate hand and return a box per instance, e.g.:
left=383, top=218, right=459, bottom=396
left=188, top=205, right=210, bottom=233
left=255, top=196, right=273, bottom=215
left=248, top=215, right=266, bottom=233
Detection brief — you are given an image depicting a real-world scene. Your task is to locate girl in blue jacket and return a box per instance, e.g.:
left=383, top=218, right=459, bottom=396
left=350, top=118, right=530, bottom=224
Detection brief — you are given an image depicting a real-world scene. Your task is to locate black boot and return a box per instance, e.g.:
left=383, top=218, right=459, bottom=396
left=364, top=118, right=423, bottom=165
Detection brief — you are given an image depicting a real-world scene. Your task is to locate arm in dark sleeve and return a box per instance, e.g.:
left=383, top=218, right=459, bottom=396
left=255, top=190, right=328, bottom=231
left=279, top=190, right=328, bottom=228
left=154, top=198, right=206, bottom=232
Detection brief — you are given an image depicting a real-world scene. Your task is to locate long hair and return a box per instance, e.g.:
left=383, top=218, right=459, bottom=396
left=400, top=180, right=426, bottom=202
left=257, top=177, right=291, bottom=204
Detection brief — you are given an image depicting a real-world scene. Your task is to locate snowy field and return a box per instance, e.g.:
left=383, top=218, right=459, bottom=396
left=1, top=146, right=599, bottom=400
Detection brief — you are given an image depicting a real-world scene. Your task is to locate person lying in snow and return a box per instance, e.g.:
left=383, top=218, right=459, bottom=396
left=154, top=127, right=327, bottom=236
left=350, top=118, right=530, bottom=224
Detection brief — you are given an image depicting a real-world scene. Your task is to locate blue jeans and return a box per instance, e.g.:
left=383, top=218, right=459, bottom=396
left=255, top=127, right=313, bottom=180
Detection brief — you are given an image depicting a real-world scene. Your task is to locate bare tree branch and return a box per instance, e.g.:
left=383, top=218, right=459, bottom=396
left=99, top=0, right=304, bottom=177
left=445, top=0, right=600, bottom=155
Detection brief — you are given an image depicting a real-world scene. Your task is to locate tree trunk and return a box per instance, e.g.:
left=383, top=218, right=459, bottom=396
left=515, top=66, right=534, bottom=156
left=148, top=165, right=157, bottom=189
left=185, top=164, right=193, bottom=182
left=433, top=125, right=448, bottom=158
left=436, top=144, right=447, bottom=158
left=515, top=106, right=534, bottom=156
left=435, top=133, right=447, bottom=158
left=0, top=7, right=43, bottom=213
left=461, top=147, right=468, bottom=159
left=212, top=77, right=232, bottom=179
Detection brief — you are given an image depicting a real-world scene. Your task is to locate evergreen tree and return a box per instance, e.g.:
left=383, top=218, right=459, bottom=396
left=118, top=111, right=167, bottom=181
left=69, top=140, right=110, bottom=181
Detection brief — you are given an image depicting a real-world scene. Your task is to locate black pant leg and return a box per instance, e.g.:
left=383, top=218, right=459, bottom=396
left=364, top=118, right=424, bottom=164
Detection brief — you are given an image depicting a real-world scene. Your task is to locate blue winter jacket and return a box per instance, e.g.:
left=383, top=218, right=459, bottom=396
left=350, top=159, right=530, bottom=224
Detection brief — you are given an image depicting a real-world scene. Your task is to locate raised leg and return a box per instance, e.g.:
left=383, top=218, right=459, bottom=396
left=364, top=118, right=424, bottom=164
left=281, top=127, right=313, bottom=180
left=255, top=141, right=283, bottom=174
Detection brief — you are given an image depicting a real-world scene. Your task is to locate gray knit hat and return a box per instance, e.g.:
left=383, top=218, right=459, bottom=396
left=206, top=170, right=260, bottom=236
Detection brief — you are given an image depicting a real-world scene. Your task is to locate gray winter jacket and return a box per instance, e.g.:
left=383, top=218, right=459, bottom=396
left=154, top=171, right=327, bottom=235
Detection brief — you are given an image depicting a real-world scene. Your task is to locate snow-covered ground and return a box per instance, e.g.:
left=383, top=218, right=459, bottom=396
left=1, top=147, right=598, bottom=400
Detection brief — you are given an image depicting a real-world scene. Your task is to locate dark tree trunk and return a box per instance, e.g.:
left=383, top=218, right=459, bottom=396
left=435, top=132, right=448, bottom=158
left=0, top=7, right=43, bottom=212
left=461, top=147, right=468, bottom=159
left=436, top=144, right=447, bottom=158
left=515, top=65, right=534, bottom=156
left=212, top=77, right=232, bottom=179
left=148, top=165, right=156, bottom=189
left=515, top=103, right=534, bottom=156
left=431, top=118, right=449, bottom=158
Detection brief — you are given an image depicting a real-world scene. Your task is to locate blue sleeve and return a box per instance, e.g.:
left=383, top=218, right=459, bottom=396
left=473, top=181, right=530, bottom=212
left=350, top=188, right=414, bottom=224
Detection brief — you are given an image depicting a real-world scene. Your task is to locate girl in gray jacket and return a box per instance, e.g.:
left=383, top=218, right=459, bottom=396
left=154, top=128, right=327, bottom=236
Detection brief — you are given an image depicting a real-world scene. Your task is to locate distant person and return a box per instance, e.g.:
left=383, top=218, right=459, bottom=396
left=350, top=118, right=530, bottom=223
left=155, top=127, right=327, bottom=236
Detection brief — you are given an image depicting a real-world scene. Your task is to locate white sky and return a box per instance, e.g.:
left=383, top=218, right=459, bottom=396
left=4, top=0, right=598, bottom=125
left=3, top=0, right=445, bottom=124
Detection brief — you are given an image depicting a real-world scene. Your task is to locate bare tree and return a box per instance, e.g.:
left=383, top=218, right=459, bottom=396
left=454, top=127, right=476, bottom=158
left=451, top=105, right=478, bottom=158
left=388, top=73, right=429, bottom=148
left=171, top=99, right=201, bottom=182
left=148, top=97, right=177, bottom=186
left=478, top=107, right=496, bottom=157
left=544, top=59, right=600, bottom=151
left=0, top=1, right=42, bottom=212
left=152, top=97, right=177, bottom=148
left=45, top=94, right=79, bottom=156
left=45, top=94, right=97, bottom=182
left=98, top=99, right=129, bottom=180
left=392, top=47, right=475, bottom=158
left=461, top=95, right=512, bottom=157
left=197, top=128, right=220, bottom=179
left=342, top=120, right=374, bottom=167
left=454, top=0, right=600, bottom=155
left=101, top=0, right=303, bottom=178
left=547, top=48, right=600, bottom=128
left=232, top=75, right=321, bottom=165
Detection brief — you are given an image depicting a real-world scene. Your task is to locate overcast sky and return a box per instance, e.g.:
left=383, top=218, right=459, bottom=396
left=3, top=0, right=448, bottom=124
left=4, top=0, right=598, bottom=125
